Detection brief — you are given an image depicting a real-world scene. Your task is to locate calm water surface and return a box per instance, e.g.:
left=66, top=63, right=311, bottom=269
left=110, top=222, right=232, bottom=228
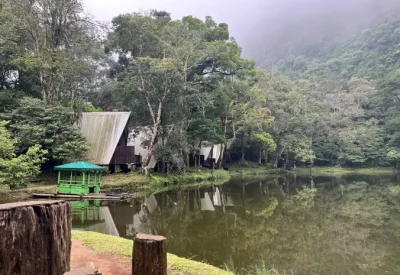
left=71, top=174, right=400, bottom=273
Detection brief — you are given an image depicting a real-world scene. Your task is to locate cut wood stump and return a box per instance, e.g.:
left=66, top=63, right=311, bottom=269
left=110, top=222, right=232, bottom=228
left=132, top=234, right=167, bottom=275
left=0, top=200, right=72, bottom=275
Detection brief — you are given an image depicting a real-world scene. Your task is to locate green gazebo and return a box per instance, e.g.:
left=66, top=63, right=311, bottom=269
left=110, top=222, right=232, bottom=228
left=55, top=162, right=105, bottom=195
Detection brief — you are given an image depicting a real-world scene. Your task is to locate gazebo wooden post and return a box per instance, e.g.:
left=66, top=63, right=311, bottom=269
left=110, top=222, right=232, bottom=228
left=132, top=234, right=167, bottom=275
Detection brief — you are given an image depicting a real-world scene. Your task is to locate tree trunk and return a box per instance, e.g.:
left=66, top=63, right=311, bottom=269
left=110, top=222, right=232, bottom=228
left=265, top=150, right=270, bottom=166
left=210, top=145, right=215, bottom=174
left=285, top=151, right=289, bottom=167
left=241, top=132, right=245, bottom=161
left=196, top=141, right=202, bottom=172
left=216, top=143, right=225, bottom=169
left=185, top=152, right=189, bottom=171
left=217, top=117, right=228, bottom=169
left=132, top=234, right=167, bottom=275
left=161, top=133, right=166, bottom=173
left=0, top=201, right=71, bottom=275
left=274, top=153, right=279, bottom=167
left=143, top=102, right=163, bottom=170
left=258, top=148, right=262, bottom=164
left=222, top=144, right=228, bottom=169
left=274, top=147, right=284, bottom=168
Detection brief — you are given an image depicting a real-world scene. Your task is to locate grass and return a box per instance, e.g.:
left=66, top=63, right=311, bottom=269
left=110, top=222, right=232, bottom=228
left=293, top=167, right=394, bottom=177
left=150, top=170, right=230, bottom=185
left=240, top=267, right=285, bottom=275
left=227, top=161, right=287, bottom=177
left=101, top=172, right=148, bottom=190
left=225, top=259, right=290, bottom=275
left=0, top=183, right=57, bottom=195
left=101, top=169, right=230, bottom=194
left=72, top=231, right=233, bottom=275
left=224, top=259, right=287, bottom=275
left=227, top=161, right=395, bottom=178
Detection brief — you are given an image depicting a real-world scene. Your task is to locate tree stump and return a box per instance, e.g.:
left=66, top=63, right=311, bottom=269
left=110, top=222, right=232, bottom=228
left=0, top=200, right=72, bottom=275
left=132, top=234, right=167, bottom=275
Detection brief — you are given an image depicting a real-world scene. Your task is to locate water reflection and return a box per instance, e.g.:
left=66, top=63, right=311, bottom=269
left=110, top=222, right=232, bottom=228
left=71, top=200, right=119, bottom=236
left=72, top=174, right=400, bottom=274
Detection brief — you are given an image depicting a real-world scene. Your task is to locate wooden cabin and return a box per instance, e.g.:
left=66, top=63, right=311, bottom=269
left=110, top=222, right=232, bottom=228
left=77, top=112, right=141, bottom=172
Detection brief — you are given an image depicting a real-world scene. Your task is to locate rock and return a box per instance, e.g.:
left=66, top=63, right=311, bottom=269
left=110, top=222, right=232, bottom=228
left=64, top=262, right=100, bottom=275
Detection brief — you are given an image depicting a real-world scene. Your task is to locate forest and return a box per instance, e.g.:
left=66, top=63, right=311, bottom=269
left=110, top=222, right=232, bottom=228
left=1, top=0, right=400, bottom=188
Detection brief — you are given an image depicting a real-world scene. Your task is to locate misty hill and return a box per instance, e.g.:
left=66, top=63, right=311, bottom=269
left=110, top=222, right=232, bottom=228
left=272, top=15, right=400, bottom=80
left=250, top=0, right=400, bottom=69
left=254, top=14, right=400, bottom=167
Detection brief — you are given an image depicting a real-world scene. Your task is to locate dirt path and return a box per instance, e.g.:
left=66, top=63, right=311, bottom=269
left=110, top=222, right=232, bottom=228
left=70, top=240, right=131, bottom=275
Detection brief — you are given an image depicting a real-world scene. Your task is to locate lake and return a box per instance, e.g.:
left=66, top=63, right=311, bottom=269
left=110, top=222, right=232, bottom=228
left=68, top=173, right=400, bottom=274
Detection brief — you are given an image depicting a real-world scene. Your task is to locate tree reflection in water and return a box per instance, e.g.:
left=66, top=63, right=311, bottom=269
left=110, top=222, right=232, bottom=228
left=77, top=174, right=400, bottom=275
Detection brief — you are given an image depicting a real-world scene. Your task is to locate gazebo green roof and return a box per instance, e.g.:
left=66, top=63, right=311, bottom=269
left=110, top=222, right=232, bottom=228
left=54, top=162, right=105, bottom=171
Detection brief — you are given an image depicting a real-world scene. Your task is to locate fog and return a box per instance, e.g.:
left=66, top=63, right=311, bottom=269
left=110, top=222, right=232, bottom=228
left=83, top=0, right=400, bottom=64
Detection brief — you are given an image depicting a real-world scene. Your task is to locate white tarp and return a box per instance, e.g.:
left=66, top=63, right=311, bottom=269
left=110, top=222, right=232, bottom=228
left=200, top=192, right=215, bottom=211
left=200, top=144, right=223, bottom=163
left=86, top=207, right=119, bottom=237
left=128, top=128, right=157, bottom=169
left=213, top=187, right=222, bottom=206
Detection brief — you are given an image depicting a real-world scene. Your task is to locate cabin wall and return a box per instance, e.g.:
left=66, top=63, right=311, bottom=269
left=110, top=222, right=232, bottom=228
left=110, top=146, right=136, bottom=165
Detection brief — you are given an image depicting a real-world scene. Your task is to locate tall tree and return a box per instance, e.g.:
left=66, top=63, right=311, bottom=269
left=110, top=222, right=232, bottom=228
left=1, top=0, right=103, bottom=105
left=101, top=12, right=257, bottom=172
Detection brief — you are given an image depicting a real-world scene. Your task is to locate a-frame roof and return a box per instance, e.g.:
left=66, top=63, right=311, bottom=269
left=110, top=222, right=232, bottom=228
left=77, top=112, right=131, bottom=165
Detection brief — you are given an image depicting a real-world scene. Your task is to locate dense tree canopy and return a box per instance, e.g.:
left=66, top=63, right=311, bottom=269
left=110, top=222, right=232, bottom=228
left=252, top=16, right=400, bottom=167
left=0, top=121, right=47, bottom=188
left=95, top=11, right=260, bottom=170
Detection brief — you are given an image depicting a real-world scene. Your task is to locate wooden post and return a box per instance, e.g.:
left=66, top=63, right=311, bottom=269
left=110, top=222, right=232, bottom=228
left=132, top=234, right=167, bottom=275
left=0, top=200, right=71, bottom=275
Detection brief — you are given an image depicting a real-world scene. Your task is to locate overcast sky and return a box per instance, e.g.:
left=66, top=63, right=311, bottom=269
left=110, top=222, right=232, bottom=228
left=82, top=0, right=400, bottom=61
left=82, top=0, right=269, bottom=57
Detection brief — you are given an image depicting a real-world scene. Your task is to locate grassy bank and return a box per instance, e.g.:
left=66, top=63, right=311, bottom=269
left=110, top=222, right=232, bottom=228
left=1, top=165, right=395, bottom=197
left=227, top=161, right=287, bottom=177
left=0, top=169, right=230, bottom=197
left=72, top=231, right=232, bottom=275
left=101, top=169, right=230, bottom=193
left=293, top=167, right=395, bottom=177
left=0, top=183, right=56, bottom=195
left=226, top=161, right=396, bottom=178
left=150, top=170, right=230, bottom=185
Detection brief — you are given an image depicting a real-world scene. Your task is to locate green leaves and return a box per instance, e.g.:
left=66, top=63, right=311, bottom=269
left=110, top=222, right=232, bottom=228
left=3, top=97, right=88, bottom=162
left=0, top=121, right=47, bottom=189
left=0, top=0, right=103, bottom=105
left=293, top=140, right=316, bottom=163
left=387, top=149, right=400, bottom=167
left=251, top=132, right=277, bottom=151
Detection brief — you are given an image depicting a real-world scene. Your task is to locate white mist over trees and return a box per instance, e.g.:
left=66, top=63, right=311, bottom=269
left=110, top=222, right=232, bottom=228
left=83, top=0, right=400, bottom=63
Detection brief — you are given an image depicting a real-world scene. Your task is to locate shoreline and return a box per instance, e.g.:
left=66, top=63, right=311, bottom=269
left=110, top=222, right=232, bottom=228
left=0, top=166, right=397, bottom=201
